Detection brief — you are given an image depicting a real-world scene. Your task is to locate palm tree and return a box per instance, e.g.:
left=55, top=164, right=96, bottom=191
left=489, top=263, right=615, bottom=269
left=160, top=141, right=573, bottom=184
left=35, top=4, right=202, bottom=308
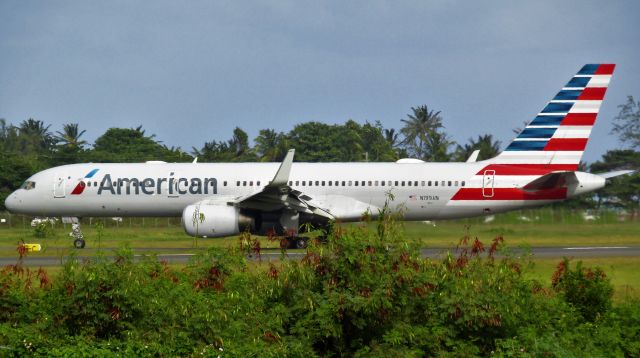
left=400, top=105, right=451, bottom=160
left=254, top=129, right=288, bottom=162
left=55, top=123, right=87, bottom=149
left=454, top=134, right=502, bottom=161
left=18, top=118, right=54, bottom=153
left=383, top=128, right=400, bottom=148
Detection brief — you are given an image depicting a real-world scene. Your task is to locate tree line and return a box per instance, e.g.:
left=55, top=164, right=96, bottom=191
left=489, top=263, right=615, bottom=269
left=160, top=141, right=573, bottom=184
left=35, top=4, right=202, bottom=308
left=1, top=98, right=638, bottom=213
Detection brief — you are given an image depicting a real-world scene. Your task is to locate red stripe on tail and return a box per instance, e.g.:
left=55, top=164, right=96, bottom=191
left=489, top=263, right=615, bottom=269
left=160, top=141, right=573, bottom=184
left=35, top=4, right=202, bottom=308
left=560, top=113, right=597, bottom=126
left=577, top=87, right=607, bottom=100
left=595, top=64, right=616, bottom=75
left=544, top=138, right=588, bottom=151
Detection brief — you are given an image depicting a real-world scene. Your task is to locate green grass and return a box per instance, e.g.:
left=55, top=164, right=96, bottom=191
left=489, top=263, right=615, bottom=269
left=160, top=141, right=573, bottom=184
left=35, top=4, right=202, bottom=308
left=526, top=257, right=640, bottom=301
left=1, top=211, right=639, bottom=257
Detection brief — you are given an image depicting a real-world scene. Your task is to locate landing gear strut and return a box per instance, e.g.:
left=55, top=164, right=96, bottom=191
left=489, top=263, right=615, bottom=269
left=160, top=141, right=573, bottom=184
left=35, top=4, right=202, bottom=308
left=70, top=223, right=85, bottom=249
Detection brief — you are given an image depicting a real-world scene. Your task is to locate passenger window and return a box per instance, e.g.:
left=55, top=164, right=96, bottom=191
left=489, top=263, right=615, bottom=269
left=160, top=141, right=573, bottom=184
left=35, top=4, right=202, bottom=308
left=355, top=181, right=359, bottom=186
left=257, top=181, right=261, bottom=186
left=342, top=181, right=346, bottom=186
left=461, top=181, right=466, bottom=187
left=448, top=181, right=452, bottom=186
left=375, top=181, right=378, bottom=186
left=302, top=181, right=306, bottom=186
left=250, top=181, right=253, bottom=186
left=435, top=181, right=438, bottom=187
left=322, top=181, right=325, bottom=186
left=421, top=181, right=425, bottom=186
left=309, top=181, right=313, bottom=187
left=361, top=181, right=365, bottom=186
left=236, top=181, right=240, bottom=186
left=87, top=182, right=91, bottom=187
left=428, top=181, right=432, bottom=186
left=348, top=180, right=352, bottom=186
left=315, top=181, right=319, bottom=186
left=224, top=181, right=227, bottom=187
left=295, top=181, right=299, bottom=186
left=455, top=181, right=458, bottom=186
left=414, top=181, right=418, bottom=186
left=368, top=181, right=372, bottom=186
left=401, top=181, right=405, bottom=186
left=381, top=181, right=385, bottom=186
left=441, top=181, right=445, bottom=186
left=394, top=181, right=399, bottom=186
left=408, top=181, right=412, bottom=186
left=243, top=181, right=247, bottom=186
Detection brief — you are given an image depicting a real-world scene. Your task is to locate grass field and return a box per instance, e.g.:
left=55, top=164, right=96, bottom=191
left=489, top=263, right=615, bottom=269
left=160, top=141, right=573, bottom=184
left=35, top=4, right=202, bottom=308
left=1, top=209, right=639, bottom=299
left=1, top=210, right=638, bottom=256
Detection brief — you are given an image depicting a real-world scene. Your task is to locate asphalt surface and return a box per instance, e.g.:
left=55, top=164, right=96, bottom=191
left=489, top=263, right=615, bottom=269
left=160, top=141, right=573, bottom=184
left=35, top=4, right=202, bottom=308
left=3, top=246, right=640, bottom=267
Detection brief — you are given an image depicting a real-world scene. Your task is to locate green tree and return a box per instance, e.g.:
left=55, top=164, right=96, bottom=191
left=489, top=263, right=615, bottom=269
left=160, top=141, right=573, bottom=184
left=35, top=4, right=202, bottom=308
left=17, top=118, right=55, bottom=155
left=453, top=134, right=502, bottom=162
left=55, top=123, right=87, bottom=149
left=353, top=121, right=397, bottom=161
left=53, top=123, right=88, bottom=165
left=192, top=127, right=257, bottom=162
left=400, top=105, right=452, bottom=161
left=254, top=129, right=289, bottom=162
left=590, top=150, right=640, bottom=217
left=612, top=95, right=640, bottom=149
left=90, top=126, right=191, bottom=163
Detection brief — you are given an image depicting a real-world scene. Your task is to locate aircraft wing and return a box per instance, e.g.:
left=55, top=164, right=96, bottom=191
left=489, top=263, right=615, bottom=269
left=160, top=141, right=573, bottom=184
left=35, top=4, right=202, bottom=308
left=228, top=149, right=335, bottom=220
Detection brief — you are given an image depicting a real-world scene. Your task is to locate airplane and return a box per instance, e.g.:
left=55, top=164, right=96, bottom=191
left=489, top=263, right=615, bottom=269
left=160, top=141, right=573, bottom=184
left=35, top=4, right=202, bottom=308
left=5, top=64, right=633, bottom=249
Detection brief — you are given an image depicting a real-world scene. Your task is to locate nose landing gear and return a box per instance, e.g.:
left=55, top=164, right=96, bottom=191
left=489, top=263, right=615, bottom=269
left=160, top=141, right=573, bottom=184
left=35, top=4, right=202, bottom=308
left=70, top=222, right=85, bottom=249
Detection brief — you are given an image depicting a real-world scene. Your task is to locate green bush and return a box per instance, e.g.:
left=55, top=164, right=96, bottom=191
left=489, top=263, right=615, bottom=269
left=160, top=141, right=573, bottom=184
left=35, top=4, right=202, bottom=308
left=551, top=258, right=614, bottom=321
left=0, top=205, right=637, bottom=356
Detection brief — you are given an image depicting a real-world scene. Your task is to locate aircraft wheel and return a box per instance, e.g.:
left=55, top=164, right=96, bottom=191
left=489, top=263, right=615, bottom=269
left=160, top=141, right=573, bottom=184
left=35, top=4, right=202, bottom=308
left=295, top=237, right=308, bottom=249
left=73, top=238, right=86, bottom=249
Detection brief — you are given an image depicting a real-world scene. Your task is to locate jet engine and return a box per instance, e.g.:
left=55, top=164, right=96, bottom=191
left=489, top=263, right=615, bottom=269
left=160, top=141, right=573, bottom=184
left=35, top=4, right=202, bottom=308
left=182, top=204, right=254, bottom=237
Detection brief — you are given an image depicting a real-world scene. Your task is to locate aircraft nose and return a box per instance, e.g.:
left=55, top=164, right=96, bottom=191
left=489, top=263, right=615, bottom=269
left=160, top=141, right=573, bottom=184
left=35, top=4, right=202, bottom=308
left=4, top=192, right=19, bottom=213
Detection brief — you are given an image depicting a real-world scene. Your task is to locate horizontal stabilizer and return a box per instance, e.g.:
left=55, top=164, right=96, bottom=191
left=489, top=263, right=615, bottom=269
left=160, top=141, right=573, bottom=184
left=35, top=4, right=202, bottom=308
left=523, top=171, right=577, bottom=191
left=597, top=170, right=635, bottom=179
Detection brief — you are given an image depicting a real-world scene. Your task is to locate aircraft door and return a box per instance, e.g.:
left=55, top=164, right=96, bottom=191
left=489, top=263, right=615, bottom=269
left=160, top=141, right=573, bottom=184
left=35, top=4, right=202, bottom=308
left=482, top=170, right=495, bottom=198
left=54, top=173, right=66, bottom=198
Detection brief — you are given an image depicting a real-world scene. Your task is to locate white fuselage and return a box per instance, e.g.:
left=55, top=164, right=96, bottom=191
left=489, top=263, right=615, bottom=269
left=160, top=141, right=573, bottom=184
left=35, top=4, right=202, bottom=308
left=5, top=160, right=585, bottom=221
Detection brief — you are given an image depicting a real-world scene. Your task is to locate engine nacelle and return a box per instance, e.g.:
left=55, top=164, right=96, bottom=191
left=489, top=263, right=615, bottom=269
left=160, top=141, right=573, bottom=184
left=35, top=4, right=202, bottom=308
left=182, top=204, right=253, bottom=237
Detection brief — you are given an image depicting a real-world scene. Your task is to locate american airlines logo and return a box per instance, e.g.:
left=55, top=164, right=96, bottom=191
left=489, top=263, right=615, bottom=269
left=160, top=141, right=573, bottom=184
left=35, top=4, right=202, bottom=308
left=71, top=169, right=99, bottom=195
left=72, top=170, right=218, bottom=196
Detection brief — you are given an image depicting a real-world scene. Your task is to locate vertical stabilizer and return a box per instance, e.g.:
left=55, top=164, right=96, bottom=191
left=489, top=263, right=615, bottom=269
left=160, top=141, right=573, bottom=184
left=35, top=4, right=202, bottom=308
left=491, top=64, right=615, bottom=171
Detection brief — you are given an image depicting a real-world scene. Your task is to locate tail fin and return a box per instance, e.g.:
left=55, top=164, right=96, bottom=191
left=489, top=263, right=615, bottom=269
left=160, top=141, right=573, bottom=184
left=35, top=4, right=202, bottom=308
left=491, top=64, right=615, bottom=171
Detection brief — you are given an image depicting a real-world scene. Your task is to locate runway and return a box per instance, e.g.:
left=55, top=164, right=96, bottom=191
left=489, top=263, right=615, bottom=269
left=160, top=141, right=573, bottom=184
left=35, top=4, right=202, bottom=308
left=3, top=246, right=640, bottom=267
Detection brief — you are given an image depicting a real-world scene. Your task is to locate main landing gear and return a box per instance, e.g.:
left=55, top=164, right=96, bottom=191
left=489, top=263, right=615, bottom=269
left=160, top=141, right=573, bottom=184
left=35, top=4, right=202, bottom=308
left=284, top=236, right=309, bottom=249
left=70, top=222, right=85, bottom=249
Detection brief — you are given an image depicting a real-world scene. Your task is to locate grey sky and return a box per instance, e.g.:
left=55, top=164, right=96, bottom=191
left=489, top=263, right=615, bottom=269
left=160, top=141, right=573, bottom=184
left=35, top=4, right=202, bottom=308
left=1, top=1, right=638, bottom=163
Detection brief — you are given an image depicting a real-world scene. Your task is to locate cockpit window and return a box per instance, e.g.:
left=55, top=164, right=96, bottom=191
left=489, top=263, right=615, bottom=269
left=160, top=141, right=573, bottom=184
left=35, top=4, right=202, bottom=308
left=21, top=181, right=36, bottom=190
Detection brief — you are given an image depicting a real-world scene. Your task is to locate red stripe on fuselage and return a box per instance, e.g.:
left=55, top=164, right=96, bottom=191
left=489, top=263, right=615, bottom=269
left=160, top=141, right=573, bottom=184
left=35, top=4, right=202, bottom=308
left=561, top=113, right=597, bottom=126
left=577, top=87, right=607, bottom=100
left=475, top=164, right=578, bottom=176
left=544, top=138, right=588, bottom=151
left=595, top=64, right=616, bottom=75
left=451, top=187, right=567, bottom=201
left=71, top=182, right=86, bottom=195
